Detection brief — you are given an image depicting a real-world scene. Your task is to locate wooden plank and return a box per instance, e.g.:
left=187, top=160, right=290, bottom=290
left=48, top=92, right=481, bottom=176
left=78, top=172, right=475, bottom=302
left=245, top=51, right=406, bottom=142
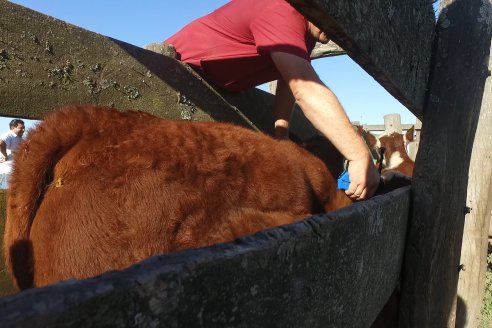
left=0, top=187, right=411, bottom=328
left=311, top=41, right=345, bottom=59
left=0, top=0, right=275, bottom=134
left=398, top=0, right=492, bottom=326
left=456, top=30, right=492, bottom=328
left=360, top=124, right=418, bottom=132
left=287, top=0, right=435, bottom=119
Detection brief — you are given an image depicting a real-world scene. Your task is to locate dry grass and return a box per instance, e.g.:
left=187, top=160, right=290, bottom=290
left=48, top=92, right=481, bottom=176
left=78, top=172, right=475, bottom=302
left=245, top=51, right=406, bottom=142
left=479, top=243, right=492, bottom=328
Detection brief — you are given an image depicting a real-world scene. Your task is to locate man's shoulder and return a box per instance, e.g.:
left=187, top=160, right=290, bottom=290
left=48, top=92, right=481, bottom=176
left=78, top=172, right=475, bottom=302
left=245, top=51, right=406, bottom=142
left=0, top=130, right=16, bottom=141
left=0, top=131, right=10, bottom=140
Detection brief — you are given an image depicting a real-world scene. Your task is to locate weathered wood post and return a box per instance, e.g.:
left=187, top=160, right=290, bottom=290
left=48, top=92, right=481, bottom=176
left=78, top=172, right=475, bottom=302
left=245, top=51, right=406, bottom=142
left=407, top=118, right=422, bottom=161
left=383, top=113, right=402, bottom=133
left=398, top=0, right=492, bottom=326
left=383, top=114, right=402, bottom=133
left=456, top=37, right=492, bottom=328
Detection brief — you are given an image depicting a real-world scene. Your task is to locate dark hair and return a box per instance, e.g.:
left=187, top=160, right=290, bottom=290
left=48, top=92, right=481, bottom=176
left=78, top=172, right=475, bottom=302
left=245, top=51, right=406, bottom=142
left=9, top=119, right=25, bottom=130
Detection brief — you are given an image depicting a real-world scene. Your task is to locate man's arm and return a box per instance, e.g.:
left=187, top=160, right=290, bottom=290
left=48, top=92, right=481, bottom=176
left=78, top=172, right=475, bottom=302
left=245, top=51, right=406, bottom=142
left=273, top=79, right=295, bottom=139
left=0, top=139, right=7, bottom=162
left=270, top=51, right=380, bottom=200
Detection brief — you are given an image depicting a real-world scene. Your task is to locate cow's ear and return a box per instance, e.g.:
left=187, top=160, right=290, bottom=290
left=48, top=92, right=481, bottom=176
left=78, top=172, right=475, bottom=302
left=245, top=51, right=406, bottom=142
left=405, top=126, right=415, bottom=142
left=355, top=125, right=364, bottom=135
left=365, top=131, right=378, bottom=148
left=355, top=125, right=376, bottom=147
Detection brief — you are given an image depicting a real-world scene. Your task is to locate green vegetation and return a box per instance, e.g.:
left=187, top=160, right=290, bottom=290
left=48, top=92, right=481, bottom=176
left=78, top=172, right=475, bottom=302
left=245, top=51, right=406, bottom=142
left=479, top=245, right=492, bottom=328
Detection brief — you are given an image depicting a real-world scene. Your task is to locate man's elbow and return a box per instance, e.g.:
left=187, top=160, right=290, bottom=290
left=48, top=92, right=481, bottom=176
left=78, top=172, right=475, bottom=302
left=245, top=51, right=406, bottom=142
left=290, top=80, right=327, bottom=107
left=290, top=81, right=317, bottom=102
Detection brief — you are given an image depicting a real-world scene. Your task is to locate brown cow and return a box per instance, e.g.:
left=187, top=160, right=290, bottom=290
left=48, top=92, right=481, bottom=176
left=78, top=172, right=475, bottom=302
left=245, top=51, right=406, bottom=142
left=3, top=105, right=354, bottom=290
left=362, top=126, right=415, bottom=177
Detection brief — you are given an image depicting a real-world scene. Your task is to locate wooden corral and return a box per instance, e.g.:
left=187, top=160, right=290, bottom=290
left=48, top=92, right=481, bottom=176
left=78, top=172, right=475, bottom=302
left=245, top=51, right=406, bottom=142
left=0, top=188, right=410, bottom=327
left=0, top=0, right=427, bottom=326
left=0, top=0, right=491, bottom=328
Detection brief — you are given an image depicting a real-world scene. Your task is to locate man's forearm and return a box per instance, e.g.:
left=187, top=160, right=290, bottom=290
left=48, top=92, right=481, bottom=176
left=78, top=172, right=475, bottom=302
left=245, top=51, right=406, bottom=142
left=270, top=51, right=368, bottom=157
left=273, top=79, right=296, bottom=138
left=293, top=81, right=370, bottom=161
left=270, top=51, right=379, bottom=199
left=294, top=81, right=381, bottom=199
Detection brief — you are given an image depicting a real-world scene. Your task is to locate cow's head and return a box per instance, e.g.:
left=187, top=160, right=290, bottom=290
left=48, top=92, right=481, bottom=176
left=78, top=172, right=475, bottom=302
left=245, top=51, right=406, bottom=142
left=363, top=126, right=414, bottom=172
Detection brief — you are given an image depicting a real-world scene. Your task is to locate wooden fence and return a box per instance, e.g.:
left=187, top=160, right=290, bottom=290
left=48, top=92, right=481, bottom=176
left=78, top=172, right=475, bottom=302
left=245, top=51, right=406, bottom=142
left=0, top=0, right=490, bottom=327
left=0, top=2, right=418, bottom=327
left=0, top=187, right=410, bottom=327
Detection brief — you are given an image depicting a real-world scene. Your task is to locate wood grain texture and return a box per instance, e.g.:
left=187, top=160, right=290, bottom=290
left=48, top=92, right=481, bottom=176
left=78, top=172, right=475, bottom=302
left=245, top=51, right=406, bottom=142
left=287, top=0, right=435, bottom=119
left=0, top=0, right=276, bottom=134
left=399, top=0, right=492, bottom=326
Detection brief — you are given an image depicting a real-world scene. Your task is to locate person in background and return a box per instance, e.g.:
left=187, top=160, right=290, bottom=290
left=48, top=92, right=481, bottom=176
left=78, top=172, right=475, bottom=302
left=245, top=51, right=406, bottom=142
left=165, top=0, right=380, bottom=200
left=0, top=119, right=25, bottom=163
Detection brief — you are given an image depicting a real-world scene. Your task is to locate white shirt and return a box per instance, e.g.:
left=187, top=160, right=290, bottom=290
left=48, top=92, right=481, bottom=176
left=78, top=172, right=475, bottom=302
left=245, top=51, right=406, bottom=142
left=0, top=130, right=23, bottom=156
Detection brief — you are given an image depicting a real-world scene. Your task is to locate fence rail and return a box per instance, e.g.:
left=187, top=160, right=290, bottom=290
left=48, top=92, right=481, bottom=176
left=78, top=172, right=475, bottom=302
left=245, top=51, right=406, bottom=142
left=0, top=188, right=411, bottom=328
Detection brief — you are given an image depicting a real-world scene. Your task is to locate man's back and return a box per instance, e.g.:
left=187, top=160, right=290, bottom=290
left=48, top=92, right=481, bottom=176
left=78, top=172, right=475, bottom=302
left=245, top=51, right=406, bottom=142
left=165, top=0, right=315, bottom=91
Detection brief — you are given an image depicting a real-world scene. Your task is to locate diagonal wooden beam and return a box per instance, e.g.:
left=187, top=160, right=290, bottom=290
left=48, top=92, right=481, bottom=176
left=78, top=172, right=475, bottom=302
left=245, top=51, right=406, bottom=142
left=287, top=0, right=436, bottom=119
left=0, top=0, right=275, bottom=134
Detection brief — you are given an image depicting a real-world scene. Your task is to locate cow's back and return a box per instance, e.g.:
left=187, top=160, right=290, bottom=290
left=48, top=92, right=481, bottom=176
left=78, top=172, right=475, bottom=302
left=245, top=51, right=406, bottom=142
left=5, top=106, right=349, bottom=289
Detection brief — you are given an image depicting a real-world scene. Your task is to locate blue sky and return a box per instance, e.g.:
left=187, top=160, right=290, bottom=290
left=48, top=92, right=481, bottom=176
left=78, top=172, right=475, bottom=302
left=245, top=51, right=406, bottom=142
left=4, top=0, right=433, bottom=133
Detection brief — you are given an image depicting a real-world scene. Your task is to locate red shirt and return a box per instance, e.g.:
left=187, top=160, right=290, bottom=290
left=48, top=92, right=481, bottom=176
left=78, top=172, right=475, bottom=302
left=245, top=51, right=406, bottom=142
left=165, top=0, right=316, bottom=91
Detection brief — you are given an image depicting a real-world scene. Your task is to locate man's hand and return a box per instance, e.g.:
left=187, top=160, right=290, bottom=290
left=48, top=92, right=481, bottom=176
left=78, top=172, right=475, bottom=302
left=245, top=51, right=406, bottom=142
left=0, top=154, right=6, bottom=163
left=345, top=154, right=380, bottom=201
